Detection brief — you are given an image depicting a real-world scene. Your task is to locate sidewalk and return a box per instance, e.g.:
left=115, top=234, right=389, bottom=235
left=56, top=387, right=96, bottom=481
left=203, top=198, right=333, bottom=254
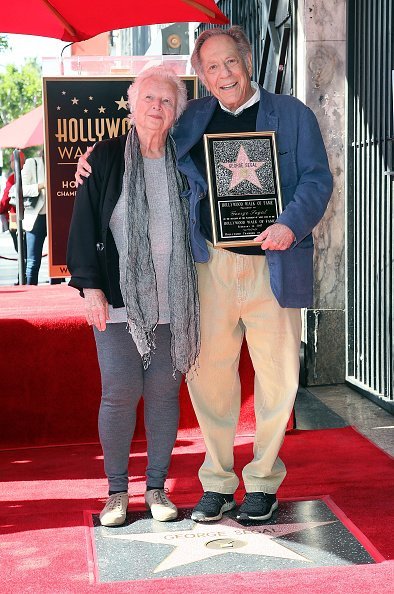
left=296, top=385, right=393, bottom=457
left=0, top=229, right=49, bottom=285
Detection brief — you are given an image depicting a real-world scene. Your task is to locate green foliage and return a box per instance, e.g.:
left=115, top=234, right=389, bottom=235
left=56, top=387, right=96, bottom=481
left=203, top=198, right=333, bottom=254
left=0, top=35, right=8, bottom=53
left=0, top=60, right=43, bottom=167
left=0, top=60, right=42, bottom=125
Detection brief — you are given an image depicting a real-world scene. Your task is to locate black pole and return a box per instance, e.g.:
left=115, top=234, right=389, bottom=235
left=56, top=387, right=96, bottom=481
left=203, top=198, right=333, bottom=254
left=13, top=148, right=26, bottom=285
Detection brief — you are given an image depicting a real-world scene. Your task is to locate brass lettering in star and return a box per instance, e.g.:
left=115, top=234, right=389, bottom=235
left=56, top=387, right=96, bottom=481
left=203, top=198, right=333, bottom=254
left=221, top=145, right=265, bottom=191
left=103, top=518, right=336, bottom=573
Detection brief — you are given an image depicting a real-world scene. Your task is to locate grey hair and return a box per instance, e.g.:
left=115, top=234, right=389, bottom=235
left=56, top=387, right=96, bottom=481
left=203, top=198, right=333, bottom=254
left=191, top=26, right=252, bottom=84
left=127, top=66, right=188, bottom=123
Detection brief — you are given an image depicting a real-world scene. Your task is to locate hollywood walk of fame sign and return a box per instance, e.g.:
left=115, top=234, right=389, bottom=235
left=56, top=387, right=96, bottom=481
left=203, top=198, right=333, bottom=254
left=42, top=75, right=197, bottom=277
left=203, top=131, right=283, bottom=247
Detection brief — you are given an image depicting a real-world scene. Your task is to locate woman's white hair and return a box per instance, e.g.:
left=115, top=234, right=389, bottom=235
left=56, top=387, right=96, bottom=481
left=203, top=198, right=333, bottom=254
left=127, top=66, right=188, bottom=123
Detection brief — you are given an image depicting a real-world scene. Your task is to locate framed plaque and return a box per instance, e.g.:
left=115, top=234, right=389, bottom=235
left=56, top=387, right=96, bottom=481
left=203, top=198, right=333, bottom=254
left=204, top=131, right=283, bottom=247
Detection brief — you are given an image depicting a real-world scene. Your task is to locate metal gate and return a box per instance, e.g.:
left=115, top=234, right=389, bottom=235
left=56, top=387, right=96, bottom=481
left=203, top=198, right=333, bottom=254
left=347, top=0, right=394, bottom=411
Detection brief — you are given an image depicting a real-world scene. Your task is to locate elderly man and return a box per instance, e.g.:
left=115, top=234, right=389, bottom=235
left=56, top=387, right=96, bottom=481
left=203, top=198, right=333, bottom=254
left=173, top=26, right=332, bottom=522
left=76, top=26, right=333, bottom=523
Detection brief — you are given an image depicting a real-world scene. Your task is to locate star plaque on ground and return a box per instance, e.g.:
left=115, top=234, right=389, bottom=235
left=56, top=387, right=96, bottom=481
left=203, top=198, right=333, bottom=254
left=203, top=131, right=283, bottom=247
left=86, top=499, right=378, bottom=584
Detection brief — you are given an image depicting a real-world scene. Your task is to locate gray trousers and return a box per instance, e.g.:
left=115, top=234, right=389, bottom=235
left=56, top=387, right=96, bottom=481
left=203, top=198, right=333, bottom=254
left=94, top=323, right=181, bottom=493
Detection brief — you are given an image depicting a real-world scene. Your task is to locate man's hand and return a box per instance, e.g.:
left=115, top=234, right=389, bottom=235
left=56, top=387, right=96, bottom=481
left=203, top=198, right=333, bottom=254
left=75, top=146, right=94, bottom=186
left=254, top=223, right=295, bottom=251
left=84, top=288, right=109, bottom=331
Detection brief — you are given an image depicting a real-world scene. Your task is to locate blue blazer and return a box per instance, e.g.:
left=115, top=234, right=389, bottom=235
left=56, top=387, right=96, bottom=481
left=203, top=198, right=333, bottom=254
left=173, top=87, right=333, bottom=308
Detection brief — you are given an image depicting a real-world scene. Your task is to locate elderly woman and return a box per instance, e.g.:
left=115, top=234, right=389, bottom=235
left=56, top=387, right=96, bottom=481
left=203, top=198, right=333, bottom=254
left=67, top=66, right=200, bottom=527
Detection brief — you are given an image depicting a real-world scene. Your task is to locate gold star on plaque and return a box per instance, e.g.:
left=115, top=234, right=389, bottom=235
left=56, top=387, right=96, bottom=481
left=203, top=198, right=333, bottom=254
left=221, top=145, right=265, bottom=191
left=115, top=96, right=128, bottom=110
left=71, top=97, right=79, bottom=105
left=98, top=106, right=106, bottom=113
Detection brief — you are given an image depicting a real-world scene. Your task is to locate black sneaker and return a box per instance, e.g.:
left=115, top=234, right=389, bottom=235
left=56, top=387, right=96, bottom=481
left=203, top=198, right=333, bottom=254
left=191, top=491, right=236, bottom=522
left=236, top=492, right=278, bottom=521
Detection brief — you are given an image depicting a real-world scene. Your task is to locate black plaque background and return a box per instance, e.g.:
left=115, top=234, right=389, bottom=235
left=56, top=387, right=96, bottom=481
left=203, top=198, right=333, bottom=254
left=204, top=132, right=282, bottom=247
left=43, top=76, right=197, bottom=277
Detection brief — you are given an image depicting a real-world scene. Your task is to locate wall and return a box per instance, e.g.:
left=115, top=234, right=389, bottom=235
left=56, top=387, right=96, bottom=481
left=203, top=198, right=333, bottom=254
left=297, top=0, right=347, bottom=385
left=71, top=33, right=109, bottom=56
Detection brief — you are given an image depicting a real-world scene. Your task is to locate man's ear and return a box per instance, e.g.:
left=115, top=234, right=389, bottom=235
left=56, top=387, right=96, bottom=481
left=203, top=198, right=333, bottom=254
left=199, top=73, right=210, bottom=93
left=246, top=52, right=253, bottom=77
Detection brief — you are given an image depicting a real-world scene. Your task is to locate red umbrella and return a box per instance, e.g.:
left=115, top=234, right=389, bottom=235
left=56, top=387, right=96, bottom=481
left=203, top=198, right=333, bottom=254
left=0, top=106, right=43, bottom=149
left=1, top=0, right=229, bottom=43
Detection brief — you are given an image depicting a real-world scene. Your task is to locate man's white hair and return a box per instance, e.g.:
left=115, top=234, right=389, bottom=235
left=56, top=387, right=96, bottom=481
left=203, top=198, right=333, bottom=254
left=191, top=26, right=252, bottom=86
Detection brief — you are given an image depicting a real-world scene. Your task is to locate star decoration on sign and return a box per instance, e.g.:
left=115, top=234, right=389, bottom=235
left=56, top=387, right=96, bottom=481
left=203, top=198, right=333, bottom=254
left=56, top=106, right=61, bottom=110
left=71, top=97, right=79, bottom=105
left=89, top=96, right=93, bottom=100
left=62, top=91, right=66, bottom=95
left=115, top=96, right=128, bottom=110
left=84, top=109, right=88, bottom=113
left=98, top=106, right=106, bottom=113
left=103, top=518, right=335, bottom=573
left=221, top=145, right=265, bottom=191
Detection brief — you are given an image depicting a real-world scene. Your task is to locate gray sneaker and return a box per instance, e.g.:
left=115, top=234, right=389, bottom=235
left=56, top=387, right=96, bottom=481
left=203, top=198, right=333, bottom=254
left=99, top=492, right=129, bottom=527
left=145, top=489, right=178, bottom=521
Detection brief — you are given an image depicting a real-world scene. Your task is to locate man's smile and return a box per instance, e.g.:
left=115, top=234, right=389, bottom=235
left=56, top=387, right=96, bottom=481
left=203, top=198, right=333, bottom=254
left=220, top=82, right=238, bottom=90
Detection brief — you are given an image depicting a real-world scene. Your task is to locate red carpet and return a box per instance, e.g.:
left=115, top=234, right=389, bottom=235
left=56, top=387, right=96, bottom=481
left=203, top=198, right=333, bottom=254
left=0, top=284, right=293, bottom=448
left=1, top=286, right=392, bottom=591
left=0, top=427, right=393, bottom=592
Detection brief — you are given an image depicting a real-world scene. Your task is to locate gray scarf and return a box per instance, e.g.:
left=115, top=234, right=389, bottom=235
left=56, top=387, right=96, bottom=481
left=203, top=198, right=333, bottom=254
left=119, top=127, right=200, bottom=375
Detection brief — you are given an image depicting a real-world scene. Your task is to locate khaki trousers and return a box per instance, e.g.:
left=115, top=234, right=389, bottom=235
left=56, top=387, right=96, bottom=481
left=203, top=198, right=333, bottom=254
left=188, top=244, right=301, bottom=494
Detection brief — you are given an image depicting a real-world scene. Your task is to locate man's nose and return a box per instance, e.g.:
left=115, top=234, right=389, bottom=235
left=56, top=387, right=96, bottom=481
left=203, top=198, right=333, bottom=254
left=152, top=99, right=162, bottom=109
left=219, top=62, right=232, bottom=76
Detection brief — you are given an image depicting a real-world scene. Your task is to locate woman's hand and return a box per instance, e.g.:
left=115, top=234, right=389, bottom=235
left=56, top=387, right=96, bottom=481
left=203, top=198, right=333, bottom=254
left=75, top=146, right=94, bottom=186
left=84, top=288, right=109, bottom=331
left=254, top=223, right=295, bottom=251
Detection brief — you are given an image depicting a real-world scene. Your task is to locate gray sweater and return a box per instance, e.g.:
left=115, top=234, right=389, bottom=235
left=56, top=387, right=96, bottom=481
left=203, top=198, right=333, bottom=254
left=108, top=155, right=172, bottom=324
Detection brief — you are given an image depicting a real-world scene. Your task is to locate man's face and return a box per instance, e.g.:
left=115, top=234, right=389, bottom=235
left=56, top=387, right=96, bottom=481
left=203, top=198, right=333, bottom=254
left=199, top=35, right=254, bottom=112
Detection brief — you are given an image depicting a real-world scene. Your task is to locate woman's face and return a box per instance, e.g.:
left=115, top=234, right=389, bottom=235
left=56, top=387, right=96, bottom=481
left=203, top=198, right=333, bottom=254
left=133, top=76, right=178, bottom=135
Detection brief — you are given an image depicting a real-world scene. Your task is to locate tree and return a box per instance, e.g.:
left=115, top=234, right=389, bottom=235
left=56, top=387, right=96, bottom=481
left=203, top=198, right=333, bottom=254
left=0, top=60, right=42, bottom=126
left=0, top=60, right=42, bottom=168
left=0, top=35, right=8, bottom=53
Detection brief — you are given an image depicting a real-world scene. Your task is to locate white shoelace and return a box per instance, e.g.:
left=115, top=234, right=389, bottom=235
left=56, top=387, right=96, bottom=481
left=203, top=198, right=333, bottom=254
left=152, top=489, right=171, bottom=506
left=106, top=493, right=126, bottom=511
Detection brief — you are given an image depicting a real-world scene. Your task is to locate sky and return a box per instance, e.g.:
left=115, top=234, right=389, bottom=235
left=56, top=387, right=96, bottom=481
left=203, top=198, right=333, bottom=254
left=0, top=33, right=69, bottom=67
